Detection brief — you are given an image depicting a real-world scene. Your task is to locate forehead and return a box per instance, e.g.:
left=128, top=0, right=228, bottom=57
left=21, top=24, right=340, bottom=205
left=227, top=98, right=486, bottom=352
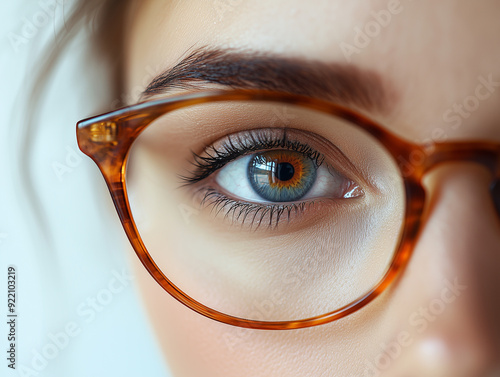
left=126, top=0, right=500, bottom=142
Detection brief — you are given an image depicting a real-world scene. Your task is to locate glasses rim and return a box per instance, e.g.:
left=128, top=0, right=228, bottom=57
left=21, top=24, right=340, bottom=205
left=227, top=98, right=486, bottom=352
left=76, top=89, right=500, bottom=330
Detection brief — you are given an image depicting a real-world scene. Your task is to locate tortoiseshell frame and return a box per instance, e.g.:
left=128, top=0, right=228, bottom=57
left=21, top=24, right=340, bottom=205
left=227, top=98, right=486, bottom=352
left=77, top=90, right=500, bottom=330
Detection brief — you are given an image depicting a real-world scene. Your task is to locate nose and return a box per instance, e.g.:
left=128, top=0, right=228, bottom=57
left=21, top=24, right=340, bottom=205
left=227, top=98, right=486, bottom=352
left=380, top=163, right=500, bottom=377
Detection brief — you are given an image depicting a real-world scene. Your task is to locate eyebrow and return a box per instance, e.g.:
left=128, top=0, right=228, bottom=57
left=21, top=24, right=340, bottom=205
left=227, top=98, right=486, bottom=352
left=142, top=47, right=392, bottom=113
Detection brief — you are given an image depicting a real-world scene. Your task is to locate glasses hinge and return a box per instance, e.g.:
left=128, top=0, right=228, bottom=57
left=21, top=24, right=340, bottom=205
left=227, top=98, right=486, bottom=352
left=89, top=121, right=117, bottom=143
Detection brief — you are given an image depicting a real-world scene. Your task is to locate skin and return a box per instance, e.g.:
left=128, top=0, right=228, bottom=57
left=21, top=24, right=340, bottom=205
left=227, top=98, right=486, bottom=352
left=123, top=1, right=500, bottom=376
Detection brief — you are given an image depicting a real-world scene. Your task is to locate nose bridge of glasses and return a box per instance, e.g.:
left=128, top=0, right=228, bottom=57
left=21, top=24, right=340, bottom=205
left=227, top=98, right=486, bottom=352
left=422, top=142, right=500, bottom=179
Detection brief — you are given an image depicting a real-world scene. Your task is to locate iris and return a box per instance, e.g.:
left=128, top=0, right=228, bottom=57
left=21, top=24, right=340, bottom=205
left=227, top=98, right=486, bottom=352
left=247, top=150, right=317, bottom=202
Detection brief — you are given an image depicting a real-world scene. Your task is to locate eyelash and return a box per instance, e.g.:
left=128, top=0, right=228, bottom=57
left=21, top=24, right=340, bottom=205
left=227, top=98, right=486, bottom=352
left=198, top=187, right=321, bottom=230
left=180, top=128, right=329, bottom=229
left=181, top=129, right=325, bottom=184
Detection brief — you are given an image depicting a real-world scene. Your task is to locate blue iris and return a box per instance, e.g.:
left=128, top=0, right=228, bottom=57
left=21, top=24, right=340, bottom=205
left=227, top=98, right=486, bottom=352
left=247, top=150, right=317, bottom=202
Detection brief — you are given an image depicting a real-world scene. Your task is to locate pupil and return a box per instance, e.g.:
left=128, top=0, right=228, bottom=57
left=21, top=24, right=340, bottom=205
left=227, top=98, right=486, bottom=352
left=247, top=151, right=317, bottom=202
left=275, top=162, right=295, bottom=182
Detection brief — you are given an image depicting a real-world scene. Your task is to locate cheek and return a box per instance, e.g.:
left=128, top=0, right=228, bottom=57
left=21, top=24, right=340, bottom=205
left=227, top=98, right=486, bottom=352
left=132, top=250, right=385, bottom=377
left=131, top=237, right=405, bottom=377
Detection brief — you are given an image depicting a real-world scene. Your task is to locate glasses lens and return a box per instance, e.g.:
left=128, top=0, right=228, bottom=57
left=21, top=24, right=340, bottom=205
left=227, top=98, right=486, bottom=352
left=125, top=99, right=406, bottom=322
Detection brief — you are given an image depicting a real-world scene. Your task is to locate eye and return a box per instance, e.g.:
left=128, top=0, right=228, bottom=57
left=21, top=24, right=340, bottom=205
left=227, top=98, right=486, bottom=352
left=215, top=149, right=361, bottom=204
left=180, top=127, right=367, bottom=228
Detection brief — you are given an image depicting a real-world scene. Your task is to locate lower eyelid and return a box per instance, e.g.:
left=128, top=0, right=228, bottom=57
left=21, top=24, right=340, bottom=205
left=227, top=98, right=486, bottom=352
left=192, top=184, right=366, bottom=232
left=196, top=186, right=323, bottom=230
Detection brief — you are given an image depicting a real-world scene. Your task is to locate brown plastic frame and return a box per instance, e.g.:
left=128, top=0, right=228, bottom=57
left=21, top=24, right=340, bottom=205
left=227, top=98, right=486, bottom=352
left=77, top=89, right=500, bottom=330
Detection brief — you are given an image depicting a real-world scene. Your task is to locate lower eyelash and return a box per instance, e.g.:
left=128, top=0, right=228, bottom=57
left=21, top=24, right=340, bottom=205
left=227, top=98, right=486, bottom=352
left=198, top=187, right=318, bottom=230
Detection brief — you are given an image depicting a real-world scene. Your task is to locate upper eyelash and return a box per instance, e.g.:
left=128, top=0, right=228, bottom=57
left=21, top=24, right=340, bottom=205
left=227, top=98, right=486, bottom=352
left=180, top=128, right=326, bottom=185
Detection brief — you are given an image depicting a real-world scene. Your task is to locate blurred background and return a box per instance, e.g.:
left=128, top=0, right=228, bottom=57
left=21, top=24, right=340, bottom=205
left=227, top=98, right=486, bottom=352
left=0, top=1, right=170, bottom=376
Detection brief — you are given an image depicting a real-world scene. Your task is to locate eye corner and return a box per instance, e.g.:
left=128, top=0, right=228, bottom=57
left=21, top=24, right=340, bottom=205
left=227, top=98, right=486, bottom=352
left=344, top=181, right=365, bottom=199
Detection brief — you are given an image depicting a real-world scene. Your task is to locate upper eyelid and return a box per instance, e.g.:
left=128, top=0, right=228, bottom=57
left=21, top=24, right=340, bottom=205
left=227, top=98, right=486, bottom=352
left=180, top=128, right=326, bottom=185
left=180, top=128, right=375, bottom=196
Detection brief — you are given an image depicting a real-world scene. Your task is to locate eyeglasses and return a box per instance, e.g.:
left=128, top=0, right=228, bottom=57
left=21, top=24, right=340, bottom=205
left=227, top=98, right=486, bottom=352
left=77, top=89, right=500, bottom=330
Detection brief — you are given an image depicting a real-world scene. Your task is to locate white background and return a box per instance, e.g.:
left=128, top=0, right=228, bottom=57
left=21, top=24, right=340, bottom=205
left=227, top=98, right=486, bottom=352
left=0, top=1, right=170, bottom=376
